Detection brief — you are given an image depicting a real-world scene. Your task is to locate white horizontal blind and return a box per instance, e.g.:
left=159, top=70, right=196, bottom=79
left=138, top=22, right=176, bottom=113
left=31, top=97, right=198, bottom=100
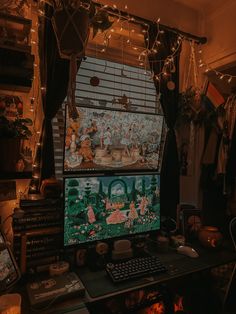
left=53, top=57, right=162, bottom=178
left=76, top=57, right=161, bottom=113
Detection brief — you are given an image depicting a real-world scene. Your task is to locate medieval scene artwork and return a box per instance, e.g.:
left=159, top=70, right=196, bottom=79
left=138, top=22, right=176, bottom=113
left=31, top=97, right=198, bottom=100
left=64, top=175, right=160, bottom=245
left=64, top=106, right=164, bottom=172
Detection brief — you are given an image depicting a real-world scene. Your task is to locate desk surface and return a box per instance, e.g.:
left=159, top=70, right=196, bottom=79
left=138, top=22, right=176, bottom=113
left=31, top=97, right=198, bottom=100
left=78, top=245, right=236, bottom=302
left=21, top=245, right=236, bottom=313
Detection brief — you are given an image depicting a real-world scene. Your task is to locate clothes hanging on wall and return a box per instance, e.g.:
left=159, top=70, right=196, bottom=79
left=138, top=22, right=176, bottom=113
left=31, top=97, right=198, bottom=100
left=217, top=94, right=236, bottom=176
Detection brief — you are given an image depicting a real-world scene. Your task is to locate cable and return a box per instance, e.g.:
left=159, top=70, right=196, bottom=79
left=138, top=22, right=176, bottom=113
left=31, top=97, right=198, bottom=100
left=30, top=279, right=82, bottom=313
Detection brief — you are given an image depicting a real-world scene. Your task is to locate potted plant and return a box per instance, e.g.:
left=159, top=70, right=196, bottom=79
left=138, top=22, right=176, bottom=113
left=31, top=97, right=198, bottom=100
left=0, top=116, right=33, bottom=172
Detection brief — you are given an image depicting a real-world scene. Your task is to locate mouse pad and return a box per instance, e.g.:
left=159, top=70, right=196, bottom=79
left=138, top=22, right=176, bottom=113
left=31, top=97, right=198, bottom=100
left=78, top=268, right=166, bottom=298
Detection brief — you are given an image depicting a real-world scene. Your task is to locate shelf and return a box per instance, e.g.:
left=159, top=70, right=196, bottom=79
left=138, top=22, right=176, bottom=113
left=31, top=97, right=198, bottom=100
left=0, top=47, right=34, bottom=89
left=0, top=12, right=31, bottom=49
left=0, top=172, right=32, bottom=180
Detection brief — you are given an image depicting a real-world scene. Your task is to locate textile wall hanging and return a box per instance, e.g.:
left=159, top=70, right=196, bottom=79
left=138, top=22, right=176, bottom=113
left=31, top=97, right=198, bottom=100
left=51, top=0, right=95, bottom=119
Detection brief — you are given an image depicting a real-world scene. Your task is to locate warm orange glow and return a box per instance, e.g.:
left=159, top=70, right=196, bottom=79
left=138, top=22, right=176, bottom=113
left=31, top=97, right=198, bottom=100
left=144, top=302, right=165, bottom=314
left=174, top=295, right=184, bottom=312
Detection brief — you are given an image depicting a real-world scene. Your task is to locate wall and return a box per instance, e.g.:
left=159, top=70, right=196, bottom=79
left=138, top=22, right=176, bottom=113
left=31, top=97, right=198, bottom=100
left=200, top=0, right=236, bottom=69
left=98, top=0, right=199, bottom=35
left=0, top=3, right=43, bottom=239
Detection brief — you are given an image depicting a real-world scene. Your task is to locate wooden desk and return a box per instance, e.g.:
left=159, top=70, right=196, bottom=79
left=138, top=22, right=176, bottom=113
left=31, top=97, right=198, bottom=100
left=21, top=246, right=236, bottom=313
left=78, top=245, right=236, bottom=302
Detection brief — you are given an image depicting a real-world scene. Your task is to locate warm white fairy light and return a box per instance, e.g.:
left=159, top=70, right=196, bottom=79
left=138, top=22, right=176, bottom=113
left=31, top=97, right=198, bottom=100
left=197, top=45, right=236, bottom=84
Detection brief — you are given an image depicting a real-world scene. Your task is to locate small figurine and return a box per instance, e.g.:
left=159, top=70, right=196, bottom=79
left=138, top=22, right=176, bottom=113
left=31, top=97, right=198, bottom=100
left=104, top=127, right=112, bottom=151
left=78, top=135, right=94, bottom=162
left=106, top=206, right=126, bottom=224
left=139, top=196, right=148, bottom=216
left=128, top=201, right=138, bottom=220
left=86, top=120, right=98, bottom=139
left=87, top=205, right=96, bottom=224
left=121, top=128, right=132, bottom=156
left=70, top=130, right=77, bottom=153
left=99, top=122, right=105, bottom=149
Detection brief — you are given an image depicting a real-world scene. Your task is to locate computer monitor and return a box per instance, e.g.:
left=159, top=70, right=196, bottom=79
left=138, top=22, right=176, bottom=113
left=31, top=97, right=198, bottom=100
left=64, top=105, right=165, bottom=174
left=64, top=174, right=160, bottom=246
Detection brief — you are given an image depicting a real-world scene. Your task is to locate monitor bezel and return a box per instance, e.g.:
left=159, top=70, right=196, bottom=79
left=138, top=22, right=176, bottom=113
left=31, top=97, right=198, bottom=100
left=63, top=172, right=161, bottom=248
left=63, top=104, right=166, bottom=175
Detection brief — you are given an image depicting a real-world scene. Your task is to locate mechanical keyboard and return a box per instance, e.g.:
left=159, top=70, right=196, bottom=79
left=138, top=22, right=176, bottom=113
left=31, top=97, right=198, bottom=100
left=106, top=256, right=167, bottom=283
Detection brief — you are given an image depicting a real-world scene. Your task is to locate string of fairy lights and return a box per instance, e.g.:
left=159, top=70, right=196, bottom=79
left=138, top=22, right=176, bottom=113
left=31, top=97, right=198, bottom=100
left=28, top=1, right=44, bottom=193
left=27, top=0, right=235, bottom=192
left=197, top=46, right=236, bottom=84
left=37, top=0, right=236, bottom=85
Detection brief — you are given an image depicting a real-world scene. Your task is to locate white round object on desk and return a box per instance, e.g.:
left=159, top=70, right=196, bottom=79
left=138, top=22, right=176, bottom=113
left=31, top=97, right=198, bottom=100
left=49, top=261, right=69, bottom=276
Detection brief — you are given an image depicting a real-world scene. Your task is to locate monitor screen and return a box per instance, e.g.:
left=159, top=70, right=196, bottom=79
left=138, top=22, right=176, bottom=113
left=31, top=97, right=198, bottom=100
left=64, top=106, right=165, bottom=173
left=64, top=174, right=160, bottom=246
left=0, top=231, right=20, bottom=292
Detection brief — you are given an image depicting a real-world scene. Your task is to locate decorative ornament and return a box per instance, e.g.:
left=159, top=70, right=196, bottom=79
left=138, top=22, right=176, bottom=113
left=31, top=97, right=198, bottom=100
left=112, top=94, right=132, bottom=110
left=91, top=9, right=114, bottom=38
left=90, top=76, right=100, bottom=86
left=167, top=80, right=175, bottom=90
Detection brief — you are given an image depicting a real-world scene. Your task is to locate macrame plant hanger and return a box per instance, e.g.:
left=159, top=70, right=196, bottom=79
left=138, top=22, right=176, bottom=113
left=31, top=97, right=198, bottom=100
left=184, top=40, right=200, bottom=97
left=183, top=40, right=201, bottom=176
left=52, top=0, right=94, bottom=119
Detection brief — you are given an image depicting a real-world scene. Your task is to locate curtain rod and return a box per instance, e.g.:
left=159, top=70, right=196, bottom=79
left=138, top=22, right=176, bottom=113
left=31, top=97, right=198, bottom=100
left=94, top=2, right=207, bottom=44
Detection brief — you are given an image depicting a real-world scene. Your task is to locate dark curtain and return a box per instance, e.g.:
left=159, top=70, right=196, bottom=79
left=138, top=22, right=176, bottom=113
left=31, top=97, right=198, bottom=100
left=147, top=24, right=180, bottom=220
left=39, top=5, right=70, bottom=180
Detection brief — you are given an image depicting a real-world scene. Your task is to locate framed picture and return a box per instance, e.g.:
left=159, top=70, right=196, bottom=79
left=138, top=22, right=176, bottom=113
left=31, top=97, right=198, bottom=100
left=63, top=105, right=165, bottom=173
left=181, top=208, right=202, bottom=241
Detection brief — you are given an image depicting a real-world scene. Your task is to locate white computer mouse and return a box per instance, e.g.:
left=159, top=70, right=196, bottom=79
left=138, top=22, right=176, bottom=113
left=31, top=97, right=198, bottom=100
left=177, top=245, right=199, bottom=258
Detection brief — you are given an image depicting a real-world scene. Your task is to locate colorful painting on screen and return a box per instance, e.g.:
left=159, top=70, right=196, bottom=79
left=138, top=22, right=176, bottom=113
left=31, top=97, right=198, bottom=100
left=64, top=106, right=164, bottom=173
left=64, top=175, right=160, bottom=246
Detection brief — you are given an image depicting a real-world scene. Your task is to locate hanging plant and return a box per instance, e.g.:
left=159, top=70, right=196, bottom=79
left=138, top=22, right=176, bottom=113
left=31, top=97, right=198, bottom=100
left=47, top=0, right=114, bottom=120
left=177, top=86, right=218, bottom=127
left=90, top=9, right=114, bottom=38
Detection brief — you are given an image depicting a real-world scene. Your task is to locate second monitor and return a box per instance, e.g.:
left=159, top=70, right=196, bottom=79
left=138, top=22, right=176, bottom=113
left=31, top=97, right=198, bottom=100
left=64, top=174, right=160, bottom=246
